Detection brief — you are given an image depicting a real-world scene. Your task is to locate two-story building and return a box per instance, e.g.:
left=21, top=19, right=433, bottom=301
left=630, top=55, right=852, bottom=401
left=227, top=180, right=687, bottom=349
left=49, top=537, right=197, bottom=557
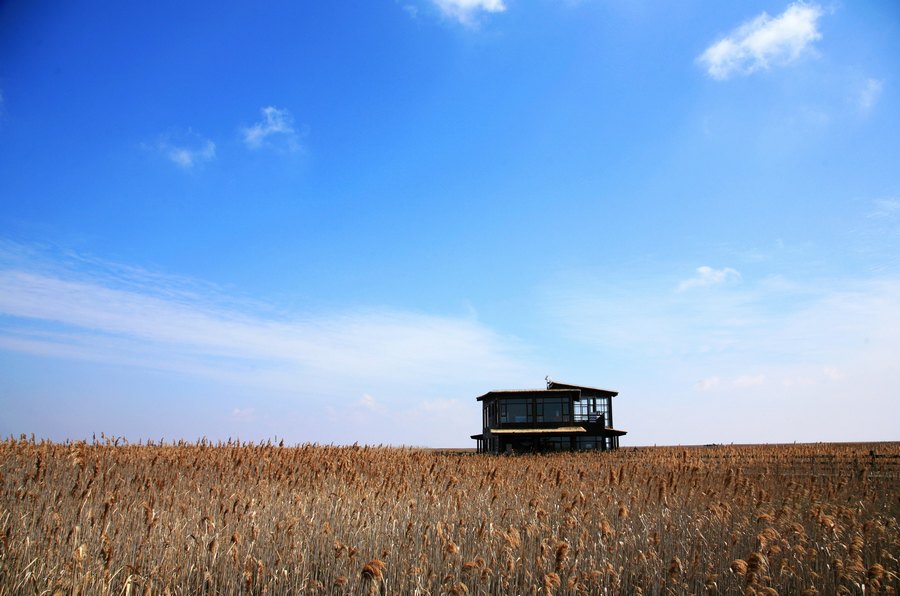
left=471, top=379, right=626, bottom=453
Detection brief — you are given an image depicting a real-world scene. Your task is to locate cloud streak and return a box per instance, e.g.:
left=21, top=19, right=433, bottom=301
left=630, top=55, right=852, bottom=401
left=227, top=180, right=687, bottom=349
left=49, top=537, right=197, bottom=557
left=0, top=242, right=542, bottom=446
left=0, top=243, right=532, bottom=400
left=241, top=106, right=300, bottom=151
left=698, top=3, right=824, bottom=80
left=868, top=198, right=900, bottom=220
left=152, top=133, right=216, bottom=169
left=543, top=266, right=900, bottom=442
left=432, top=0, right=506, bottom=26
left=677, top=266, right=742, bottom=292
left=550, top=271, right=900, bottom=364
left=0, top=281, right=527, bottom=393
left=858, top=78, right=883, bottom=112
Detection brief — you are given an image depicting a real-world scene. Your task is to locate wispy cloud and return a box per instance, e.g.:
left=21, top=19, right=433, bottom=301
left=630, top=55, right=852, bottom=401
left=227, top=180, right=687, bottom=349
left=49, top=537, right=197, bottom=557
left=231, top=407, right=256, bottom=421
left=694, top=376, right=720, bottom=391
left=241, top=106, right=300, bottom=151
left=551, top=270, right=900, bottom=364
left=151, top=131, right=216, bottom=169
left=0, top=242, right=531, bottom=413
left=677, top=266, right=742, bottom=292
left=858, top=78, right=883, bottom=112
left=544, top=265, right=900, bottom=442
left=822, top=366, right=843, bottom=380
left=695, top=374, right=765, bottom=392
left=359, top=393, right=381, bottom=411
left=698, top=3, right=824, bottom=80
left=0, top=284, right=526, bottom=392
left=867, top=198, right=900, bottom=220
left=431, top=0, right=506, bottom=26
left=733, top=374, right=765, bottom=388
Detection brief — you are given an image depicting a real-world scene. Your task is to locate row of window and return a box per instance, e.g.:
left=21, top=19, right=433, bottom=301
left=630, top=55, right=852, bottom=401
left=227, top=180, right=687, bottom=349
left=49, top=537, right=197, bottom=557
left=574, top=398, right=611, bottom=426
left=542, top=436, right=609, bottom=450
left=499, top=397, right=571, bottom=424
left=478, top=435, right=610, bottom=453
left=483, top=396, right=612, bottom=427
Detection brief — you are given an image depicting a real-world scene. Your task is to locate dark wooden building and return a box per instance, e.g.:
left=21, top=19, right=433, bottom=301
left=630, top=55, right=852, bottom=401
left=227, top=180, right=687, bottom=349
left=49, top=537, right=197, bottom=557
left=471, top=379, right=626, bottom=454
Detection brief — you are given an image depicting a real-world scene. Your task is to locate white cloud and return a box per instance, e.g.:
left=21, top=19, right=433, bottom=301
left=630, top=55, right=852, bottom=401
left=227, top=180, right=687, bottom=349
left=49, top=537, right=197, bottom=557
left=0, top=271, right=528, bottom=389
left=418, top=398, right=460, bottom=413
left=0, top=243, right=532, bottom=423
left=241, top=106, right=300, bottom=151
left=695, top=377, right=720, bottom=391
left=822, top=367, right=843, bottom=380
left=868, top=198, right=900, bottom=219
left=231, top=407, right=256, bottom=421
left=431, top=0, right=506, bottom=26
left=733, top=374, right=765, bottom=388
left=698, top=3, right=824, bottom=80
left=152, top=132, right=216, bottom=169
left=359, top=393, right=381, bottom=411
left=695, top=374, right=764, bottom=391
left=544, top=267, right=900, bottom=442
left=781, top=375, right=814, bottom=388
left=677, top=266, right=742, bottom=292
left=166, top=141, right=216, bottom=169
left=552, top=271, right=900, bottom=366
left=858, top=78, right=883, bottom=112
left=323, top=394, right=474, bottom=447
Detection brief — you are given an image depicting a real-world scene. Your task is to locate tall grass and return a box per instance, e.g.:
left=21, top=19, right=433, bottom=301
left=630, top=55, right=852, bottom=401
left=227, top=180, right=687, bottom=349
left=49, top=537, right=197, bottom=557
left=1, top=438, right=897, bottom=594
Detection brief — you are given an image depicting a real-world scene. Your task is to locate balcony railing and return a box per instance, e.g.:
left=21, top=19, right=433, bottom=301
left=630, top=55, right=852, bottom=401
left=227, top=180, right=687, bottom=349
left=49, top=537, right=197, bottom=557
left=573, top=412, right=607, bottom=426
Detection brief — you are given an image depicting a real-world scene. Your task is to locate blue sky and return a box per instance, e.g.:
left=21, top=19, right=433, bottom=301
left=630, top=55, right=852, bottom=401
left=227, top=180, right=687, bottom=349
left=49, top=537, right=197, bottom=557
left=1, top=1, right=898, bottom=446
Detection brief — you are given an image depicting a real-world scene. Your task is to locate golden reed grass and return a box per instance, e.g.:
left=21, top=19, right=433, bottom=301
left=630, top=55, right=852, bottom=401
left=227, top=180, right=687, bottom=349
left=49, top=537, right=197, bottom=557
left=0, top=437, right=897, bottom=594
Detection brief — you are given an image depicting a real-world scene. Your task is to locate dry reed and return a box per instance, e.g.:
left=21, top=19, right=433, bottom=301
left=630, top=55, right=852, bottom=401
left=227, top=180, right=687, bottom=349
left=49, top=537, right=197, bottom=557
left=0, top=438, right=897, bottom=594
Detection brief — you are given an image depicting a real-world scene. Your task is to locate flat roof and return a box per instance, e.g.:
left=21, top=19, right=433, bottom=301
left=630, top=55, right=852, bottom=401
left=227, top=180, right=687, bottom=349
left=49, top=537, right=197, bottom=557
left=476, top=388, right=580, bottom=402
left=547, top=380, right=619, bottom=397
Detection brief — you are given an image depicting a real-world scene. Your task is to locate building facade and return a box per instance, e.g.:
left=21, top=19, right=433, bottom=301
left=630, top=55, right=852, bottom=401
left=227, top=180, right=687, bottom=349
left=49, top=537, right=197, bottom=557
left=471, top=380, right=626, bottom=454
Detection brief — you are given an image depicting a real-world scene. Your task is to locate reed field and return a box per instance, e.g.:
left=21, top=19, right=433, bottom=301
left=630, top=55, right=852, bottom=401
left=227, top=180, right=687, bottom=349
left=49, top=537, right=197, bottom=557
left=1, top=438, right=898, bottom=595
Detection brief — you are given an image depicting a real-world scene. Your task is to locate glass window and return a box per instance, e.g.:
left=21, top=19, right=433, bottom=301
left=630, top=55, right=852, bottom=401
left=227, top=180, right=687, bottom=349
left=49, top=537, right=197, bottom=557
left=485, top=401, right=498, bottom=427
left=542, top=437, right=569, bottom=451
left=576, top=436, right=598, bottom=450
left=574, top=397, right=609, bottom=426
left=500, top=399, right=531, bottom=423
left=539, top=397, right=570, bottom=422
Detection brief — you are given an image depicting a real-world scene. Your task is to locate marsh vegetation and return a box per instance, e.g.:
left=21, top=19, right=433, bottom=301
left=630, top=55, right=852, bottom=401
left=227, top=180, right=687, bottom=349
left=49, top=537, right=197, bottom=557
left=1, top=439, right=897, bottom=594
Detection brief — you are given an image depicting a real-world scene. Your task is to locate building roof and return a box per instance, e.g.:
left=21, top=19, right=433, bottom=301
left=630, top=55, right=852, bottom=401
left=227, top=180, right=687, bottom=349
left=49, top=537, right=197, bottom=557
left=547, top=380, right=619, bottom=397
left=476, top=388, right=581, bottom=402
